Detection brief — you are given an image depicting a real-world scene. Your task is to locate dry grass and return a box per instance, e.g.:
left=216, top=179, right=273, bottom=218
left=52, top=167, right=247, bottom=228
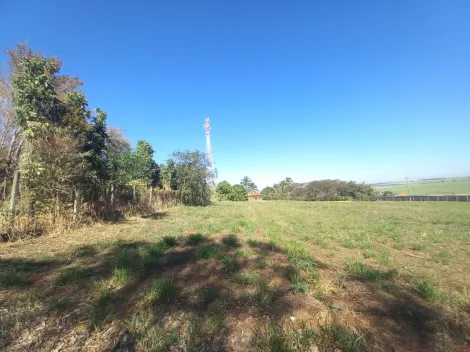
left=0, top=201, right=469, bottom=351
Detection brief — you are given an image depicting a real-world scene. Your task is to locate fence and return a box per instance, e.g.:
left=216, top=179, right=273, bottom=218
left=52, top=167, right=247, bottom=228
left=376, top=195, right=470, bottom=202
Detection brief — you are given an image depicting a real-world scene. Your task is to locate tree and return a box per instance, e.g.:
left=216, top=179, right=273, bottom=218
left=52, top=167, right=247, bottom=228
left=260, top=186, right=274, bottom=200
left=215, top=180, right=232, bottom=200
left=83, top=108, right=108, bottom=184
left=240, top=176, right=258, bottom=193
left=228, top=184, right=248, bottom=201
left=105, top=127, right=133, bottom=209
left=126, top=140, right=158, bottom=201
left=9, top=46, right=85, bottom=233
left=172, top=150, right=213, bottom=206
left=161, top=158, right=177, bottom=190
left=382, top=191, right=395, bottom=197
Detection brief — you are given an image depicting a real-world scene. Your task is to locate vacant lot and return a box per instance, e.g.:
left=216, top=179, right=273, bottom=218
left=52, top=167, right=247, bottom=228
left=374, top=177, right=470, bottom=195
left=1, top=201, right=469, bottom=351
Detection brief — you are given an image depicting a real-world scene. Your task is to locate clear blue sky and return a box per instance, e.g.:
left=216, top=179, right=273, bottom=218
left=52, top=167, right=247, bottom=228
left=1, top=1, right=469, bottom=189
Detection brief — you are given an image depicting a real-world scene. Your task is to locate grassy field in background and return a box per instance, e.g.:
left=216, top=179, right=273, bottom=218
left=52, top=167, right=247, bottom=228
left=1, top=201, right=469, bottom=351
left=374, top=177, right=470, bottom=195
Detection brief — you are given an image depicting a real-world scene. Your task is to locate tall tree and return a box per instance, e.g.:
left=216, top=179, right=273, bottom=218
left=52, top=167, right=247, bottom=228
left=161, top=158, right=177, bottom=191
left=172, top=150, right=213, bottom=206
left=240, top=176, right=258, bottom=193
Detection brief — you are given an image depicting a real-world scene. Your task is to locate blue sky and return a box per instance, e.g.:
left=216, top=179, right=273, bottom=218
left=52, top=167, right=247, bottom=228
left=1, top=1, right=469, bottom=189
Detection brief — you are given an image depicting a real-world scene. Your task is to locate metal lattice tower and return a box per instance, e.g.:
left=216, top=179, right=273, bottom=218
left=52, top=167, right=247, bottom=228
left=203, top=117, right=213, bottom=167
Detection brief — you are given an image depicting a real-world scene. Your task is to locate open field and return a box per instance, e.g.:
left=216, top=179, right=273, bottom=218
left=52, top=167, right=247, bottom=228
left=1, top=201, right=469, bottom=351
left=373, top=177, right=470, bottom=195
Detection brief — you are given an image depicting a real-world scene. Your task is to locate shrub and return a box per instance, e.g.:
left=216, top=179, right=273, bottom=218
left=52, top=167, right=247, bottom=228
left=228, top=184, right=248, bottom=201
left=215, top=181, right=232, bottom=200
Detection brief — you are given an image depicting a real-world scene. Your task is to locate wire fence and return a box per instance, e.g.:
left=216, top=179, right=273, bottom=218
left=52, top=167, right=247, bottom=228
left=376, top=195, right=470, bottom=202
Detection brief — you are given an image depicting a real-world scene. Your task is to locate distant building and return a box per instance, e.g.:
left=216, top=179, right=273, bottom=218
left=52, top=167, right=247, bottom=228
left=248, top=192, right=261, bottom=200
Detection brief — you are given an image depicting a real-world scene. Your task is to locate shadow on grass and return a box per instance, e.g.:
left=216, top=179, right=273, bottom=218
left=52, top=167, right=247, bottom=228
left=1, top=234, right=468, bottom=352
left=0, top=234, right=298, bottom=351
left=140, top=211, right=168, bottom=220
left=342, top=266, right=470, bottom=351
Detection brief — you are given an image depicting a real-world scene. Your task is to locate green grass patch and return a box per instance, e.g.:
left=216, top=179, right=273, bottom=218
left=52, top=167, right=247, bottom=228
left=433, top=250, right=451, bottom=265
left=344, top=260, right=395, bottom=282
left=222, top=234, right=240, bottom=247
left=186, top=233, right=205, bottom=246
left=115, top=246, right=140, bottom=269
left=137, top=325, right=178, bottom=351
left=112, top=267, right=132, bottom=285
left=246, top=238, right=261, bottom=247
left=199, top=286, right=220, bottom=306
left=314, top=289, right=329, bottom=302
left=285, top=267, right=309, bottom=293
left=235, top=248, right=248, bottom=258
left=253, top=323, right=317, bottom=352
left=141, top=243, right=165, bottom=269
left=220, top=255, right=239, bottom=272
left=363, top=250, right=375, bottom=259
left=288, top=255, right=317, bottom=272
left=377, top=249, right=390, bottom=265
left=410, top=242, right=427, bottom=251
left=196, top=244, right=220, bottom=259
left=416, top=281, right=437, bottom=300
left=323, top=325, right=367, bottom=352
left=0, top=268, right=30, bottom=288
left=161, top=235, right=177, bottom=248
left=229, top=272, right=260, bottom=286
left=56, top=267, right=92, bottom=286
left=252, top=279, right=280, bottom=309
left=255, top=255, right=267, bottom=269
left=91, top=290, right=115, bottom=329
left=148, top=278, right=176, bottom=303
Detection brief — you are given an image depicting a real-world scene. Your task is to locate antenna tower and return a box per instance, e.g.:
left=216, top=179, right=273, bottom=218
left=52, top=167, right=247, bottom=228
left=203, top=117, right=213, bottom=167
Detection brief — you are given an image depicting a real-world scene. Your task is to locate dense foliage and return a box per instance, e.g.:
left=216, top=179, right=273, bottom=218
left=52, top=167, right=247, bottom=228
left=215, top=181, right=232, bottom=200
left=0, top=44, right=212, bottom=238
left=261, top=178, right=376, bottom=201
left=215, top=181, right=249, bottom=201
left=228, top=184, right=249, bottom=201
left=172, top=150, right=213, bottom=206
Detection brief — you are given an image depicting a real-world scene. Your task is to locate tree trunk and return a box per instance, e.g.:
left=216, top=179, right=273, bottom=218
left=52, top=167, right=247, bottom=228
left=73, top=188, right=80, bottom=222
left=1, top=178, right=7, bottom=201
left=149, top=186, right=153, bottom=204
left=133, top=185, right=136, bottom=203
left=110, top=184, right=115, bottom=209
left=7, top=137, right=22, bottom=238
left=7, top=168, right=20, bottom=238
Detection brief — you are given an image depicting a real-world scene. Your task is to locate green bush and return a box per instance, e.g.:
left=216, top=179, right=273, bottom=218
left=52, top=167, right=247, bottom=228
left=215, top=180, right=232, bottom=200
left=228, top=184, right=248, bottom=201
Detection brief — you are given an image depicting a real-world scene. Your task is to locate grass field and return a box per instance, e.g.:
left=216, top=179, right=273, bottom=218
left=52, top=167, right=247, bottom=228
left=374, top=177, right=470, bottom=195
left=1, top=201, right=469, bottom=351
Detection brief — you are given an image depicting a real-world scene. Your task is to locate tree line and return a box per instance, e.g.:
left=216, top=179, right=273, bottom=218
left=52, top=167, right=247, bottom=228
left=260, top=178, right=376, bottom=201
left=0, top=44, right=212, bottom=240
